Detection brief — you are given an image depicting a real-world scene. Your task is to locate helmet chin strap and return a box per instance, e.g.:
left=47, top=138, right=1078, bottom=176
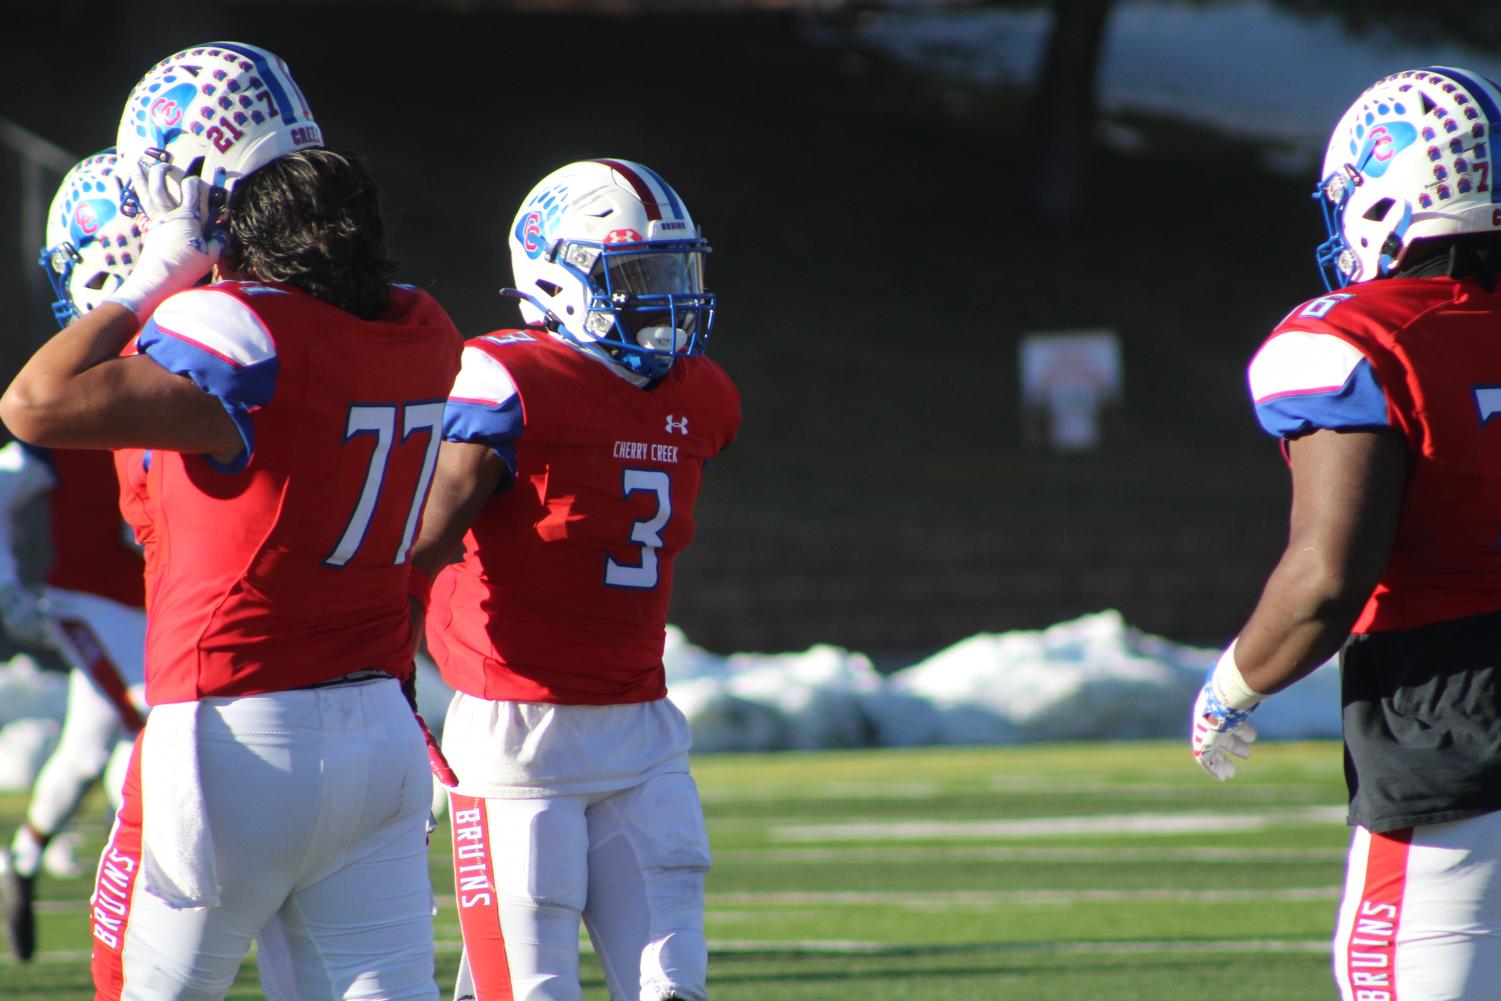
left=499, top=287, right=567, bottom=331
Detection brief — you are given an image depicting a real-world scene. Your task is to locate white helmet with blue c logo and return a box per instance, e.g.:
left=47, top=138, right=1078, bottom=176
left=503, top=159, right=715, bottom=379
left=38, top=150, right=143, bottom=328
left=115, top=42, right=323, bottom=217
left=1316, top=66, right=1501, bottom=288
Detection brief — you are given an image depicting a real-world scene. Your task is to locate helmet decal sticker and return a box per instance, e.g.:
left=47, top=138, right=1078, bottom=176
left=1353, top=122, right=1417, bottom=178
left=516, top=211, right=548, bottom=260
left=70, top=198, right=115, bottom=245
left=515, top=184, right=571, bottom=260
left=146, top=82, right=197, bottom=149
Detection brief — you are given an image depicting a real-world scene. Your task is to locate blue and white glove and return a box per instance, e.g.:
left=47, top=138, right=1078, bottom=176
left=1190, top=641, right=1264, bottom=781
left=105, top=160, right=223, bottom=321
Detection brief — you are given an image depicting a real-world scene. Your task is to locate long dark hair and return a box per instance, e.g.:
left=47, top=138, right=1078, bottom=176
left=221, top=148, right=394, bottom=319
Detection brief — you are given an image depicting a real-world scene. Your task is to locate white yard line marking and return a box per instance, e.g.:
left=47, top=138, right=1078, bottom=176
left=702, top=938, right=1332, bottom=955
left=1, top=937, right=1331, bottom=968
left=711, top=845, right=1346, bottom=863
left=707, top=887, right=1338, bottom=905
left=983, top=778, right=1336, bottom=802
left=772, top=806, right=1347, bottom=840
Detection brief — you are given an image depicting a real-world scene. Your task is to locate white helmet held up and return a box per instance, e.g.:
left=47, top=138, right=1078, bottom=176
left=503, top=158, right=714, bottom=379
left=1316, top=66, right=1501, bottom=288
left=115, top=42, right=322, bottom=217
left=38, top=150, right=143, bottom=327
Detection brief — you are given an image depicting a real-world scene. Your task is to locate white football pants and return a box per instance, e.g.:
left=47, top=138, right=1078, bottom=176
left=448, top=772, right=710, bottom=1001
left=1334, top=810, right=1501, bottom=1000
left=91, top=678, right=438, bottom=1001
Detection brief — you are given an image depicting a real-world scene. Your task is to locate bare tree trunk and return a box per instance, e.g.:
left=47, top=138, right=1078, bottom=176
left=1026, top=0, right=1115, bottom=233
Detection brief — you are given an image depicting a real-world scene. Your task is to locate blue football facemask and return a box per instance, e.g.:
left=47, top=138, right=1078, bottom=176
left=38, top=243, right=85, bottom=328
left=1313, top=170, right=1356, bottom=292
left=507, top=238, right=715, bottom=380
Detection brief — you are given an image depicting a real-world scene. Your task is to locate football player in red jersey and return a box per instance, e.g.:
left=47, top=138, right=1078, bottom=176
left=0, top=151, right=149, bottom=965
left=3, top=149, right=303, bottom=999
left=409, top=159, right=740, bottom=1001
left=1188, top=67, right=1501, bottom=1000
left=1, top=43, right=461, bottom=1000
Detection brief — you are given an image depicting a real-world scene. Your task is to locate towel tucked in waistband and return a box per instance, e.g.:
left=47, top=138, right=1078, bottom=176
left=140, top=701, right=220, bottom=909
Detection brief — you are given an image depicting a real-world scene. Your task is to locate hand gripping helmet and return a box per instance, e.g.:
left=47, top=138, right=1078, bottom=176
left=38, top=151, right=143, bottom=328
left=115, top=42, right=322, bottom=216
left=503, top=159, right=715, bottom=379
left=1315, top=66, right=1501, bottom=289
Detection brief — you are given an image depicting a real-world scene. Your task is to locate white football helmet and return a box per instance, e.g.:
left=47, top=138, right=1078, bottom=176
left=115, top=42, right=322, bottom=218
left=503, top=159, right=714, bottom=378
left=1316, top=66, right=1501, bottom=288
left=38, top=151, right=143, bottom=328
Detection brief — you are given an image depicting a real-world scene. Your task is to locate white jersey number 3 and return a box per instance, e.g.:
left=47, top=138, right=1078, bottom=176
left=325, top=401, right=445, bottom=568
left=605, top=468, right=672, bottom=590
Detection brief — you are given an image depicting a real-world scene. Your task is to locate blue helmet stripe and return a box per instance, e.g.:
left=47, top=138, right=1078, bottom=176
left=634, top=162, right=685, bottom=220
left=213, top=42, right=303, bottom=125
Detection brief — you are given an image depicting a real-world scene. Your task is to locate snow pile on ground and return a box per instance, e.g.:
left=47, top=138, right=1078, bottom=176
left=668, top=609, right=1341, bottom=752
left=0, top=611, right=1343, bottom=791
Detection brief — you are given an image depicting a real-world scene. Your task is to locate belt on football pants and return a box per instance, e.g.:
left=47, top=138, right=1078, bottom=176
left=299, top=669, right=393, bottom=690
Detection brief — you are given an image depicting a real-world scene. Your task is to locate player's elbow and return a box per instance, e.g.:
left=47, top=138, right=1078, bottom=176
left=0, top=378, right=71, bottom=447
left=1283, top=556, right=1373, bottom=631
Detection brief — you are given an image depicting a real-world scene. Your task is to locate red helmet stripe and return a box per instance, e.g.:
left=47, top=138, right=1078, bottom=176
left=594, top=159, right=662, bottom=222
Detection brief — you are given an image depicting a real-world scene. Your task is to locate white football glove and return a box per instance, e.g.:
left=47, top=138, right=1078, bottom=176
left=0, top=583, right=51, bottom=649
left=106, top=159, right=224, bottom=321
left=1190, top=643, right=1264, bottom=781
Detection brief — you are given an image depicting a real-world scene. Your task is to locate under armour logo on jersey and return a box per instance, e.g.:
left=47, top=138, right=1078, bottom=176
left=665, top=415, right=689, bottom=435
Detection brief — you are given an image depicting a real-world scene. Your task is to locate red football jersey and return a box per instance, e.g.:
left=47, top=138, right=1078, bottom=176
left=133, top=282, right=462, bottom=703
left=45, top=448, right=144, bottom=608
left=113, top=447, right=158, bottom=610
left=1251, top=277, right=1501, bottom=633
left=427, top=332, right=740, bottom=704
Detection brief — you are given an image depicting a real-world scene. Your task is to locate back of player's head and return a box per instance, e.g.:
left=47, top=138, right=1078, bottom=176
left=221, top=148, right=394, bottom=319
left=1315, top=66, right=1501, bottom=289
left=116, top=42, right=322, bottom=215
left=39, top=151, right=143, bottom=328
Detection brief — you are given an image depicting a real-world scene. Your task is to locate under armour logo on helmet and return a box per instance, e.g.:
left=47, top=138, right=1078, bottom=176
left=665, top=415, right=689, bottom=435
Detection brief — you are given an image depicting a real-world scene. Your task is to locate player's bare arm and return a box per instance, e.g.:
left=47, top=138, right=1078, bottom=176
left=0, top=302, right=239, bottom=461
left=409, top=440, right=511, bottom=582
left=1233, top=426, right=1407, bottom=694
left=1, top=159, right=240, bottom=461
left=1192, top=425, right=1406, bottom=780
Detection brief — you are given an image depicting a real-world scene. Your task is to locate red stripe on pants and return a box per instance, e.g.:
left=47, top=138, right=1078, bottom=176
left=54, top=617, right=145, bottom=734
left=1345, top=828, right=1413, bottom=1001
left=90, top=734, right=144, bottom=1001
left=450, top=793, right=513, bottom=1000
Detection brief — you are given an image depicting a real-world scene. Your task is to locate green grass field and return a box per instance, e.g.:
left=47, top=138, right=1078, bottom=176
left=0, top=741, right=1350, bottom=999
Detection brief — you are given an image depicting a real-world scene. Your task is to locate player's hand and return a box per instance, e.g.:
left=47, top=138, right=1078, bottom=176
left=1190, top=674, right=1260, bottom=781
left=0, top=584, right=51, bottom=649
left=106, top=160, right=223, bottom=320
